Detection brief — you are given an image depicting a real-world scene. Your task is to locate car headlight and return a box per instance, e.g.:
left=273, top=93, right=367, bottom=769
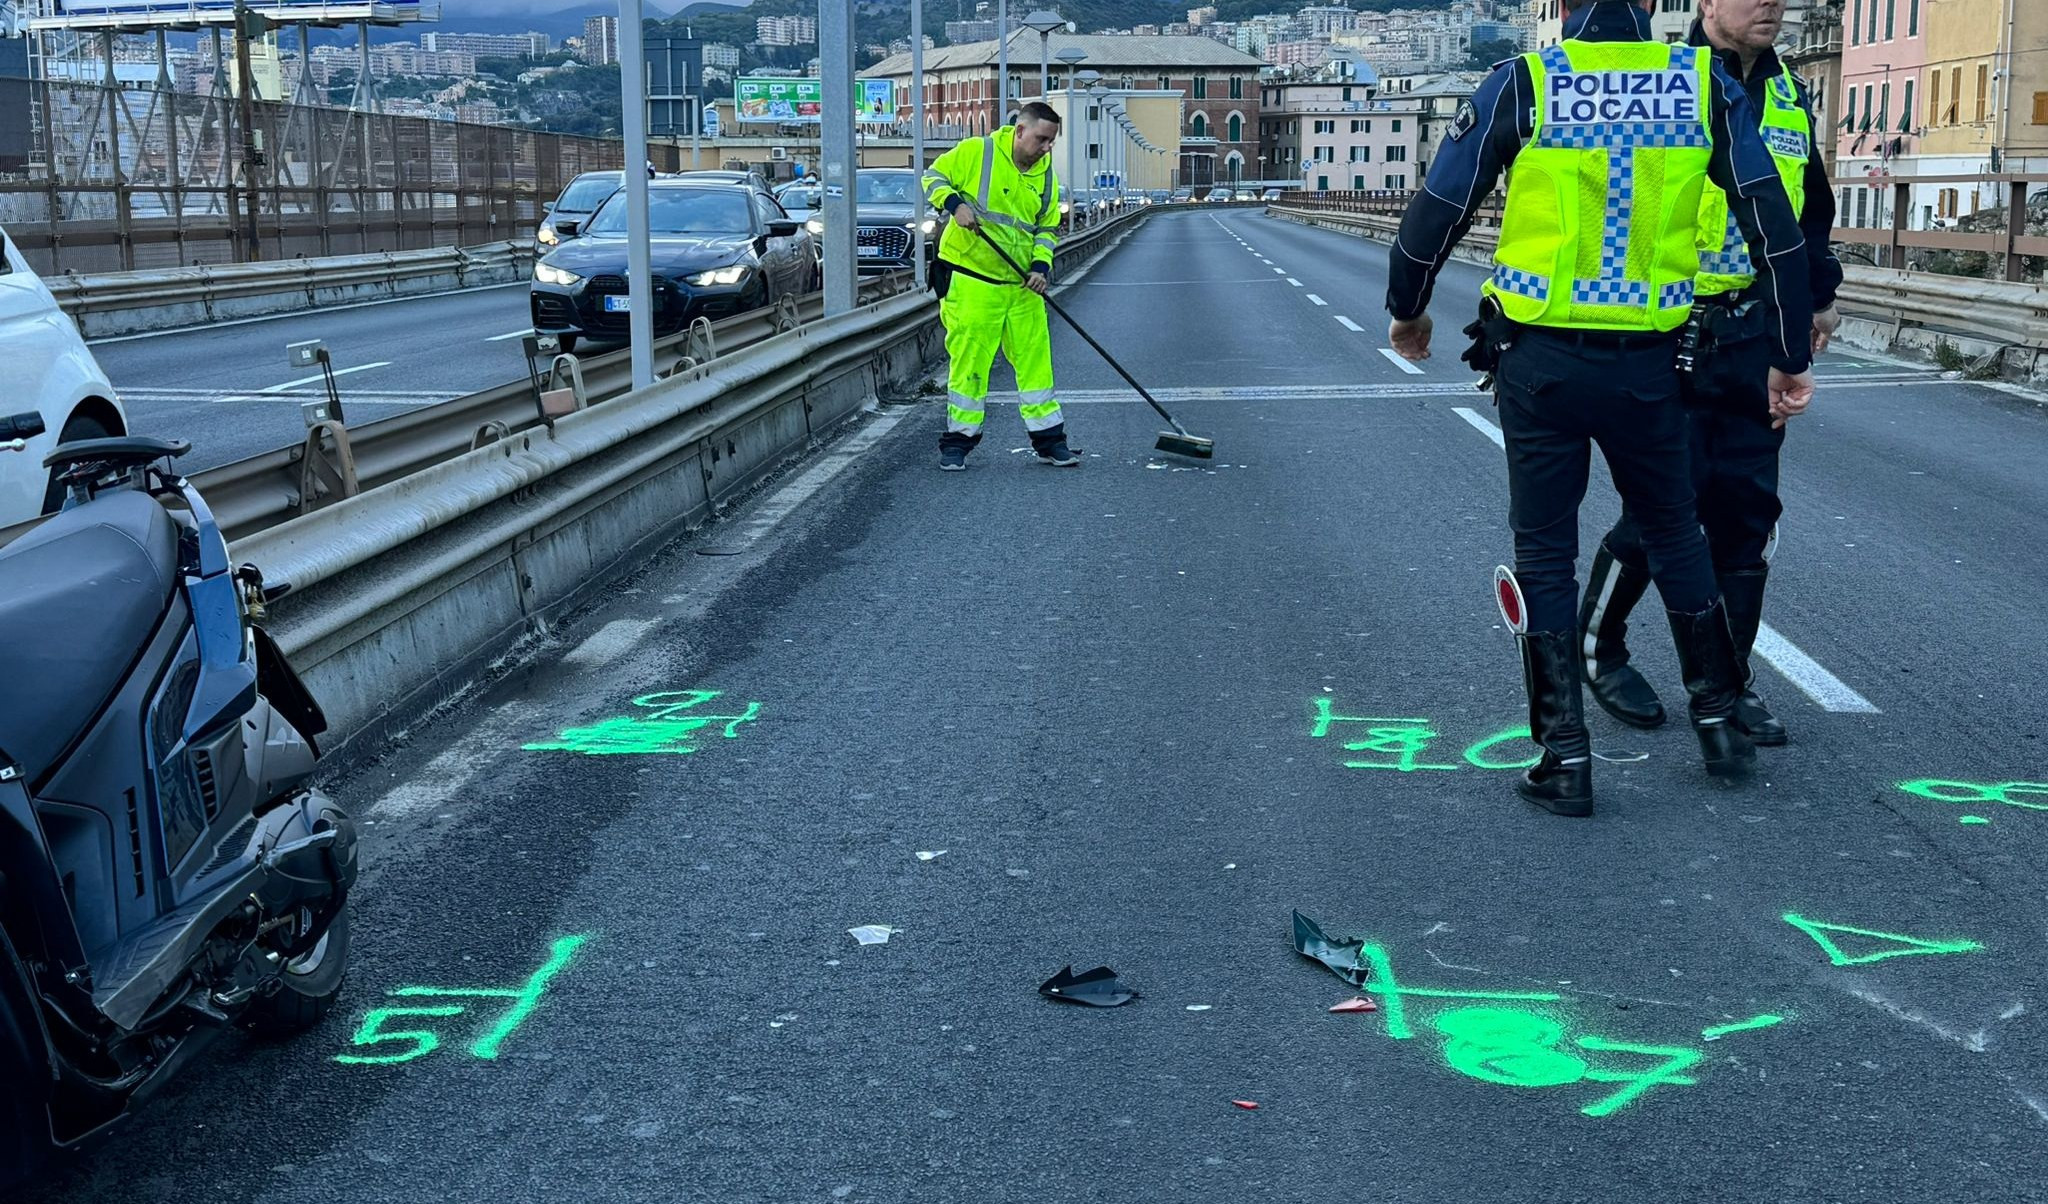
left=533, top=262, right=582, bottom=287
left=687, top=265, right=749, bottom=286
left=537, top=224, right=560, bottom=245
left=917, top=217, right=938, bottom=234
left=805, top=217, right=825, bottom=235
left=1059, top=200, right=1072, bottom=214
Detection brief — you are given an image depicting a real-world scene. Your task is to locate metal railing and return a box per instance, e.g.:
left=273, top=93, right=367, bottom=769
left=2, top=77, right=679, bottom=275
left=1827, top=173, right=2048, bottom=282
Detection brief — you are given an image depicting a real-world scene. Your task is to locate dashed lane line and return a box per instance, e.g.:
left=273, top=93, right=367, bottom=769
left=1379, top=347, right=1425, bottom=375
left=1335, top=315, right=1365, bottom=332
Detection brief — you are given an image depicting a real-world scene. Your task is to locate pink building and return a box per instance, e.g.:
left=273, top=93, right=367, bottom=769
left=1834, top=0, right=1927, bottom=230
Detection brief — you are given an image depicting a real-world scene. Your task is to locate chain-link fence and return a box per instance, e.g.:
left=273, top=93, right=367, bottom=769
left=0, top=77, right=681, bottom=275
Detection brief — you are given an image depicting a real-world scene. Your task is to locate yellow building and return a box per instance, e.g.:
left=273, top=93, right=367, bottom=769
left=1914, top=0, right=2048, bottom=219
left=1043, top=88, right=1182, bottom=192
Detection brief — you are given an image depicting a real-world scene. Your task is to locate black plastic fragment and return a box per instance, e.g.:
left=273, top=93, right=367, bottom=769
left=1292, top=910, right=1369, bottom=986
left=1039, top=964, right=1139, bottom=1007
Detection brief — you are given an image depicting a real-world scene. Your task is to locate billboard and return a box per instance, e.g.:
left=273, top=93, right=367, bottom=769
left=736, top=77, right=899, bottom=125
left=55, top=0, right=419, bottom=12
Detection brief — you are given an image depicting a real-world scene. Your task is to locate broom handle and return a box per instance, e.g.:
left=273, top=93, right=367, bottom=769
left=971, top=225, right=1190, bottom=436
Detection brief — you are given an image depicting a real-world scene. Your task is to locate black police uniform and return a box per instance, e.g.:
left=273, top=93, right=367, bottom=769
left=1385, top=0, right=1814, bottom=813
left=1584, top=20, right=1844, bottom=747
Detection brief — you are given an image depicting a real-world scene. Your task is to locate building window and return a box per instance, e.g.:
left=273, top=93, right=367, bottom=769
left=1878, top=81, right=1890, bottom=130
left=1160, top=75, right=1171, bottom=90
left=1088, top=142, right=1100, bottom=160
left=1865, top=0, right=1877, bottom=42
left=1844, top=85, right=1855, bottom=131
left=1192, top=113, right=1207, bottom=136
left=1850, top=0, right=1860, bottom=45
left=1350, top=145, right=1369, bottom=162
left=1928, top=70, right=1940, bottom=126
left=1977, top=64, right=1990, bottom=122
left=1862, top=83, right=1873, bottom=130
left=1363, top=119, right=1372, bottom=132
left=1354, top=174, right=1366, bottom=189
left=1392, top=118, right=1402, bottom=132
left=1230, top=76, right=1243, bottom=99
left=1228, top=114, right=1242, bottom=141
left=1342, top=86, right=1352, bottom=101
left=1900, top=79, right=1914, bottom=135
left=1387, top=145, right=1408, bottom=161
left=1908, top=0, right=1919, bottom=35
left=1194, top=75, right=1208, bottom=98
left=2035, top=92, right=2048, bottom=125
left=1314, top=119, right=1335, bottom=133
left=1884, top=0, right=1894, bottom=39
left=1854, top=188, right=1868, bottom=226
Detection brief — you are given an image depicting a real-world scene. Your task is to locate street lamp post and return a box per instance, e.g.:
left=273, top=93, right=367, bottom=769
left=1021, top=10, right=1064, bottom=100
left=1055, top=46, right=1086, bottom=96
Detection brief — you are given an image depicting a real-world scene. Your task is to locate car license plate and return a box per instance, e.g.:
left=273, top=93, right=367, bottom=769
left=857, top=245, right=884, bottom=257
left=602, top=294, right=630, bottom=312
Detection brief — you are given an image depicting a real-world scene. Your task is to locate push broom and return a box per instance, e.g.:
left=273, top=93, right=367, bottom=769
left=971, top=226, right=1215, bottom=460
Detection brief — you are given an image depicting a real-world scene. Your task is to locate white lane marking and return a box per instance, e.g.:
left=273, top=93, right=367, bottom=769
left=1335, top=315, right=1364, bottom=332
left=116, top=386, right=451, bottom=398
left=1306, top=294, right=1327, bottom=306
left=1452, top=406, right=1505, bottom=448
left=562, top=618, right=661, bottom=667
left=1752, top=626, right=1882, bottom=713
left=87, top=280, right=529, bottom=345
left=991, top=383, right=1480, bottom=403
left=486, top=327, right=535, bottom=342
left=262, top=361, right=391, bottom=392
left=1256, top=255, right=1271, bottom=261
left=1379, top=347, right=1425, bottom=375
left=1286, top=277, right=1303, bottom=287
left=1448, top=405, right=1880, bottom=714
left=1083, top=277, right=1286, bottom=287
left=1272, top=267, right=1287, bottom=274
left=212, top=360, right=392, bottom=403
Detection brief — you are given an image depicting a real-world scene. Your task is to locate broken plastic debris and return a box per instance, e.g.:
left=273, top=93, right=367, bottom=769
left=1038, top=965, right=1139, bottom=1007
left=1592, top=747, right=1650, bottom=764
left=916, top=850, right=947, bottom=861
left=1329, top=998, right=1379, bottom=1014
left=1223, top=863, right=1238, bottom=870
left=1185, top=1004, right=1213, bottom=1012
left=1292, top=910, right=1369, bottom=986
left=1231, top=1100, right=1260, bottom=1111
left=848, top=925, right=897, bottom=946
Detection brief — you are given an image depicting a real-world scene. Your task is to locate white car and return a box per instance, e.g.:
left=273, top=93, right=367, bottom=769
left=0, top=226, right=125, bottom=527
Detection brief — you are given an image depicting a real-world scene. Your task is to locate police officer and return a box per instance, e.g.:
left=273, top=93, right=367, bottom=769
left=921, top=102, right=1076, bottom=471
left=1386, top=0, right=1815, bottom=816
left=1580, top=0, right=1842, bottom=748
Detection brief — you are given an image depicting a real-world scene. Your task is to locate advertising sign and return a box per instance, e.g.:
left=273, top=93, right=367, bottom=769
left=737, top=77, right=823, bottom=123
left=736, top=77, right=898, bottom=125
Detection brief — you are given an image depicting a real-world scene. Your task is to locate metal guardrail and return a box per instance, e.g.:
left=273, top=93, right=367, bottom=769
left=45, top=240, right=538, bottom=339
left=1267, top=200, right=2048, bottom=354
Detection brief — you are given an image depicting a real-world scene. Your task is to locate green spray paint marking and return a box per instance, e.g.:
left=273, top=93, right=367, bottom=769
left=1574, top=1037, right=1703, bottom=1117
left=1781, top=913, right=1982, bottom=967
left=1347, top=940, right=1703, bottom=1117
left=1700, top=1013, right=1786, bottom=1041
left=524, top=690, right=762, bottom=756
left=337, top=934, right=591, bottom=1065
left=1897, top=779, right=2048, bottom=813
left=1959, top=815, right=1991, bottom=825
left=1462, top=726, right=1544, bottom=771
left=1309, top=701, right=1541, bottom=773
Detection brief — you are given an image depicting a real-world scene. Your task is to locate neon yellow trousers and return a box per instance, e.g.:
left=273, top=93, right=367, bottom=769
left=940, top=272, right=1063, bottom=447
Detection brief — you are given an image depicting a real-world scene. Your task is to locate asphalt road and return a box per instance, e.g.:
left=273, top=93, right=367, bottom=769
left=29, top=208, right=2048, bottom=1203
left=91, top=282, right=539, bottom=472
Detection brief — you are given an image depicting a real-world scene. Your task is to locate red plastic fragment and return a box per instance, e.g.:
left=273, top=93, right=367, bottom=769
left=1329, top=998, right=1379, bottom=1013
left=1231, top=1100, right=1260, bottom=1110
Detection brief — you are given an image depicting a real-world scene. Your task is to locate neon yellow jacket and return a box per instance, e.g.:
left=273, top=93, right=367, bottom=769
left=922, top=126, right=1061, bottom=280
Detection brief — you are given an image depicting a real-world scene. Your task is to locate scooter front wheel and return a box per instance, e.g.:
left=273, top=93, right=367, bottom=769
left=244, top=903, right=351, bottom=1035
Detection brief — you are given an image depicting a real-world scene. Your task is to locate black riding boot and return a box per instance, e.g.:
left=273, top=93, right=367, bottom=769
left=1515, top=630, right=1594, bottom=817
left=1579, top=542, right=1668, bottom=729
left=1718, top=567, right=1788, bottom=746
left=1665, top=601, right=1757, bottom=779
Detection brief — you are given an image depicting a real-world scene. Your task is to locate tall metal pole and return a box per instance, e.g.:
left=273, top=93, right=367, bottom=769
left=996, top=0, right=1008, bottom=125
left=911, top=0, right=927, bottom=289
left=819, top=0, right=857, bottom=314
left=233, top=1, right=262, bottom=260
left=1038, top=31, right=1049, bottom=99
left=619, top=0, right=655, bottom=388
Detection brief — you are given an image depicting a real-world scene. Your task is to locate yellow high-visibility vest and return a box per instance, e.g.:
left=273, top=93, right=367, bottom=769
left=921, top=126, right=1061, bottom=280
left=1696, top=65, right=1810, bottom=297
left=1483, top=40, right=1715, bottom=332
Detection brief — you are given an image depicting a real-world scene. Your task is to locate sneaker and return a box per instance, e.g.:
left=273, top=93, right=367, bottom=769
left=1034, top=442, right=1081, bottom=467
left=939, top=446, right=968, bottom=471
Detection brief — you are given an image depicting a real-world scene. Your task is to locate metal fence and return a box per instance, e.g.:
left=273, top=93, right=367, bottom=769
left=0, top=77, right=680, bottom=275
